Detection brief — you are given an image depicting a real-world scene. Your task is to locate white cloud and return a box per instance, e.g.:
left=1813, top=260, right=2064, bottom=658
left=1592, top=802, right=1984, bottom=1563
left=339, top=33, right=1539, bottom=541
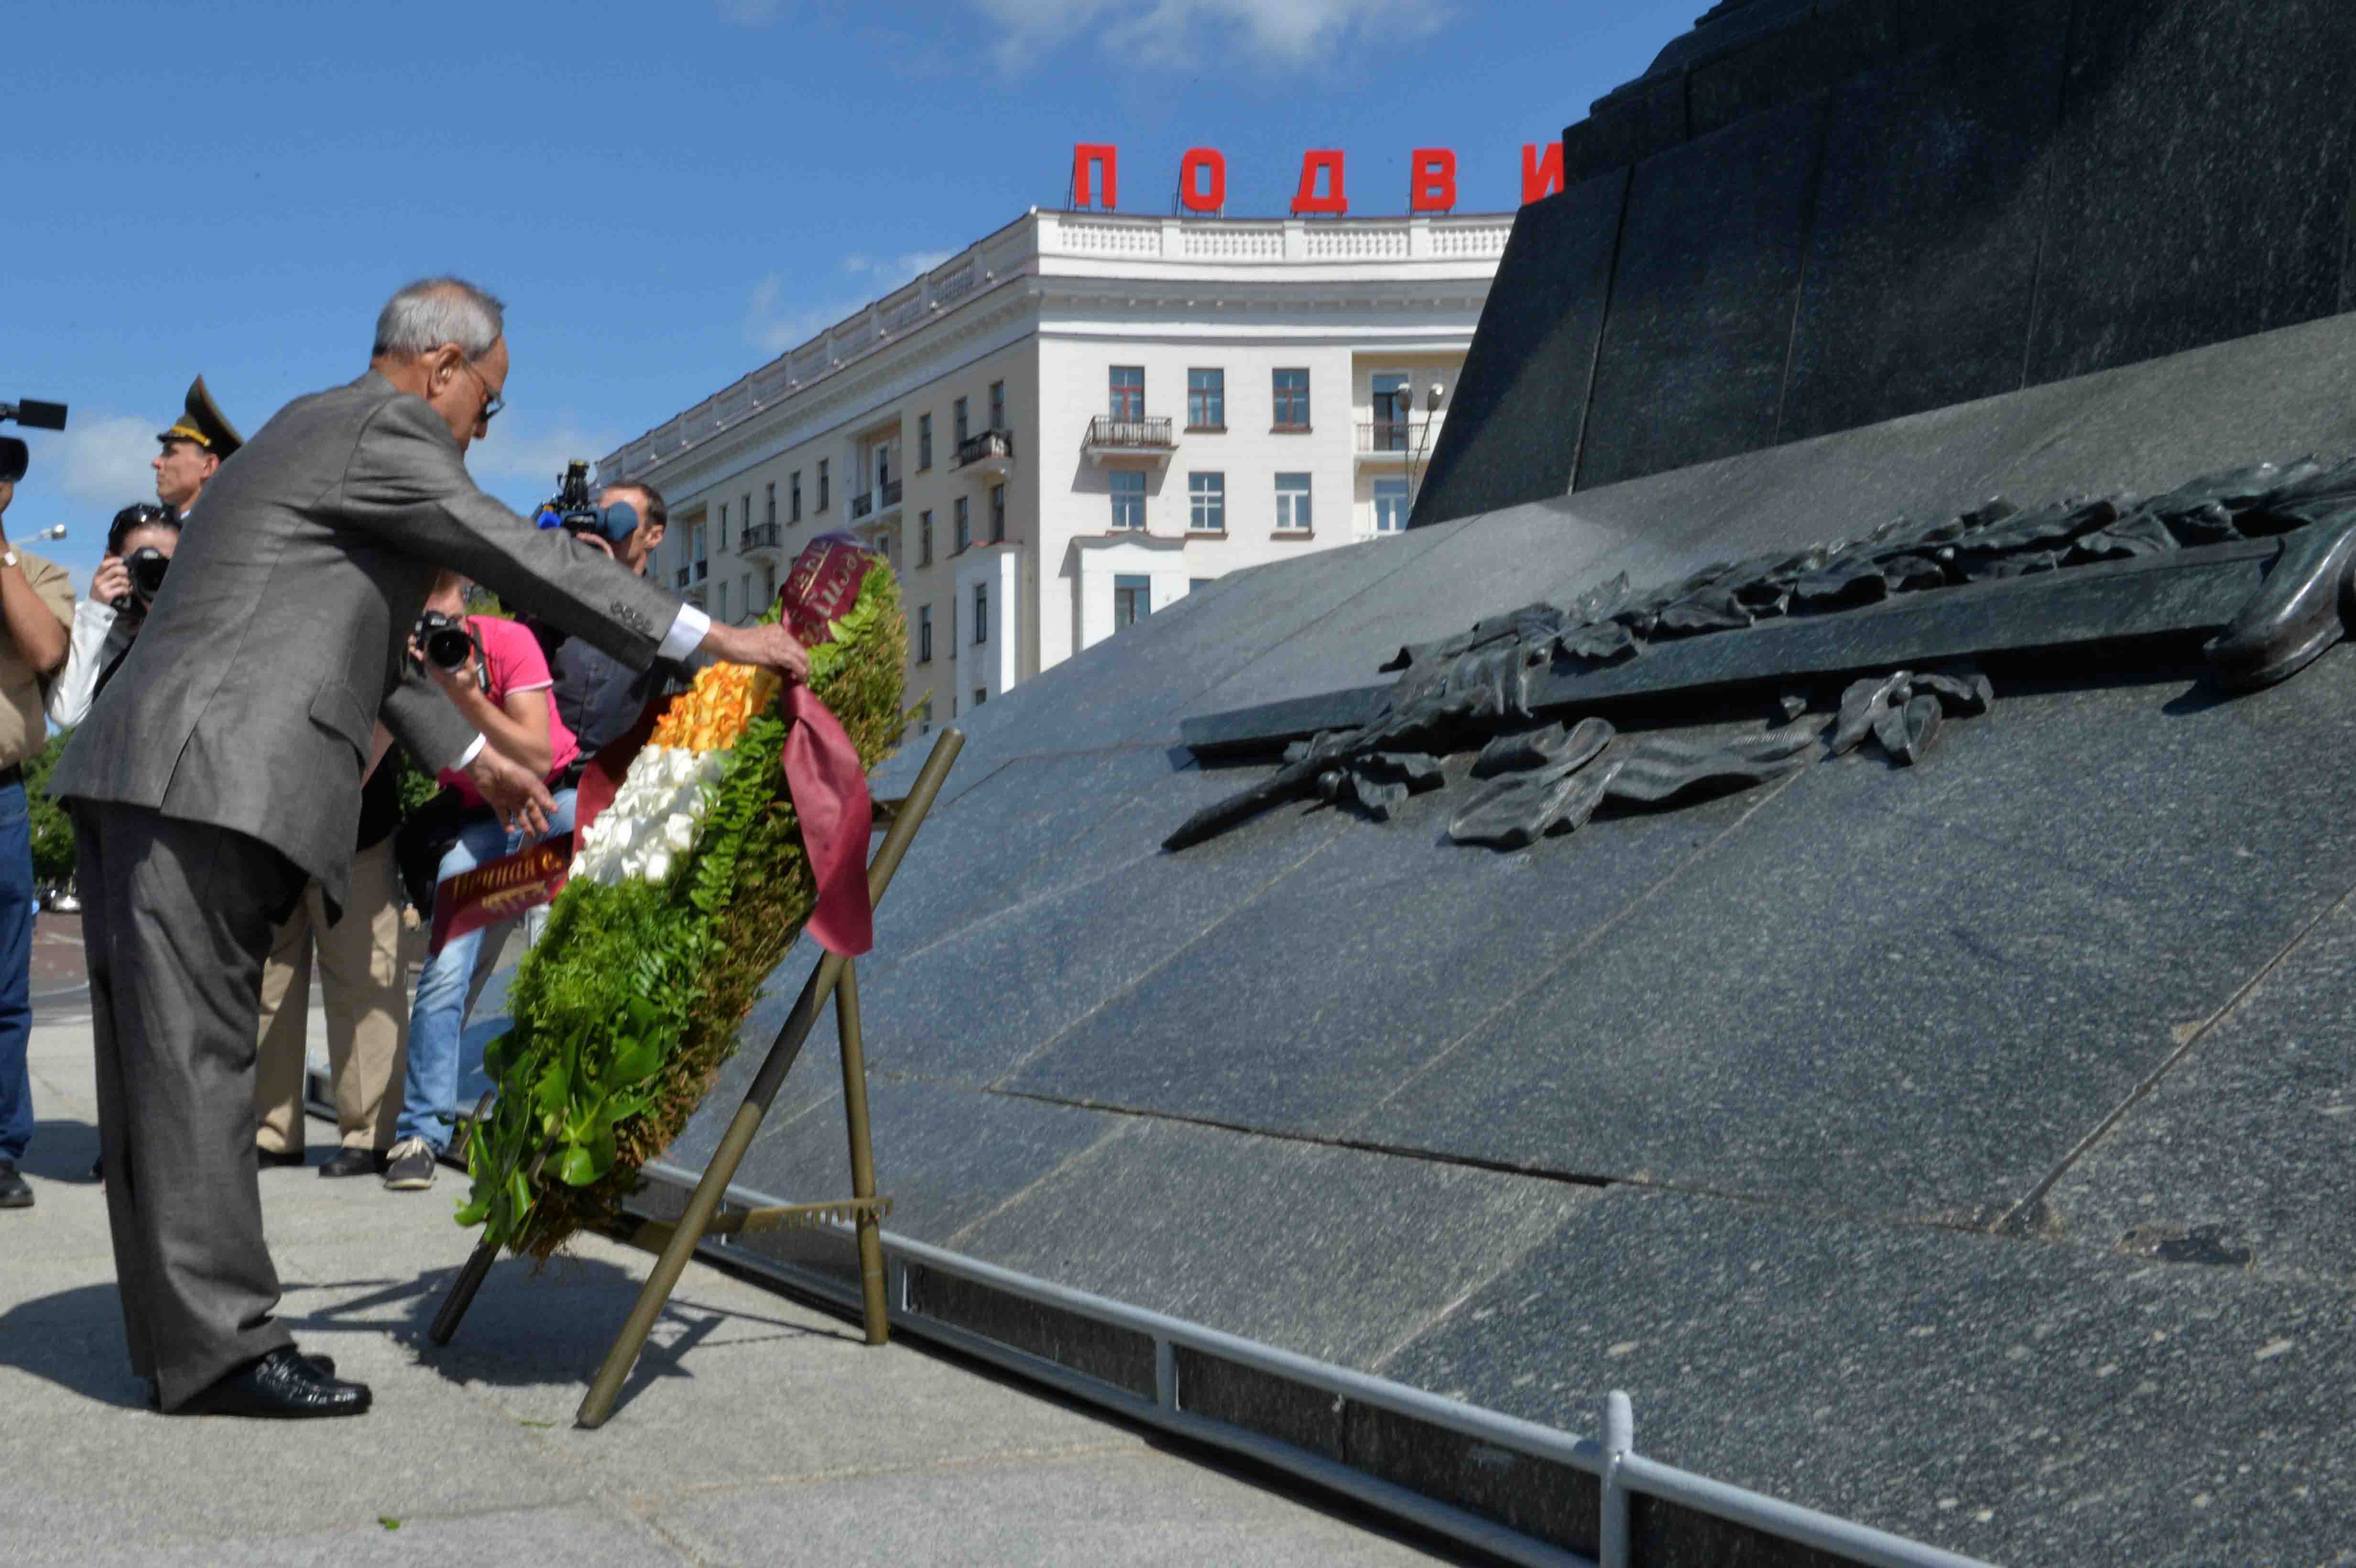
left=467, top=415, right=625, bottom=501
left=969, top=0, right=1447, bottom=70
left=50, top=415, right=158, bottom=510
left=744, top=250, right=957, bottom=354
left=717, top=0, right=783, bottom=25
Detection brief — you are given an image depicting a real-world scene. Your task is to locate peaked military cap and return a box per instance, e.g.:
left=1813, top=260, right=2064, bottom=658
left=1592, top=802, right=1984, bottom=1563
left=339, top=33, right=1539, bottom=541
left=157, top=375, right=243, bottom=459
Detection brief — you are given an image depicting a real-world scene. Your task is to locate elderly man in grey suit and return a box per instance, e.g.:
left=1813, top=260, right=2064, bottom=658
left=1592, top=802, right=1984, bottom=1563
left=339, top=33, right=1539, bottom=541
left=53, top=278, right=811, bottom=1418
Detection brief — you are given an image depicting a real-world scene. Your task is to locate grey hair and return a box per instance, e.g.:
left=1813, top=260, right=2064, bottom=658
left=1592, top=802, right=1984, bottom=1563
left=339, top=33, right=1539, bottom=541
left=371, top=276, right=506, bottom=358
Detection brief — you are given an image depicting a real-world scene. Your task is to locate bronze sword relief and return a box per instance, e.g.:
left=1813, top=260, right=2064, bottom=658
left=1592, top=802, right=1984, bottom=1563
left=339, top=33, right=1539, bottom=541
left=1166, top=456, right=2356, bottom=853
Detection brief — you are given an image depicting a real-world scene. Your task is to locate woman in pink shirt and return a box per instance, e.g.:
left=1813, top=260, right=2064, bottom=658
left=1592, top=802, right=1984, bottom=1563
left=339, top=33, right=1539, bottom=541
left=385, top=573, right=580, bottom=1191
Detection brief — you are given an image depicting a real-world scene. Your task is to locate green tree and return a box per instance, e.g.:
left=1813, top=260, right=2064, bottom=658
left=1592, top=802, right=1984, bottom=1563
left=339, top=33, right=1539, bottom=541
left=23, top=729, right=77, bottom=883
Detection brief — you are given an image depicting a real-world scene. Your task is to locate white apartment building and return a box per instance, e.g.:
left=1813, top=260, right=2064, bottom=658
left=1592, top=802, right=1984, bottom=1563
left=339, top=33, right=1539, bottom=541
left=598, top=207, right=1508, bottom=730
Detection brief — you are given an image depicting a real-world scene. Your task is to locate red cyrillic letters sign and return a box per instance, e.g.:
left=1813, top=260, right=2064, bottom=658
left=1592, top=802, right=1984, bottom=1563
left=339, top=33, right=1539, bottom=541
left=1409, top=148, right=1458, bottom=212
left=1066, top=142, right=1562, bottom=216
left=1291, top=151, right=1348, bottom=216
left=1521, top=142, right=1565, bottom=205
left=1071, top=142, right=1118, bottom=210
left=1178, top=147, right=1226, bottom=213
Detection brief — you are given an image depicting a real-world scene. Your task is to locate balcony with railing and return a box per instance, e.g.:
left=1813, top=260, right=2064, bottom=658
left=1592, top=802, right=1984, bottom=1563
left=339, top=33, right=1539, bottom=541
left=1082, top=415, right=1175, bottom=466
left=955, top=427, right=1016, bottom=479
left=1354, top=413, right=1445, bottom=463
left=851, top=491, right=873, bottom=520
left=740, top=522, right=783, bottom=557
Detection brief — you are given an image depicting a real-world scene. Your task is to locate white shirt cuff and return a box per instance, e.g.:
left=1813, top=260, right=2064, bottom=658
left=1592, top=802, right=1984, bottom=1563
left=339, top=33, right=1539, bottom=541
left=659, top=602, right=711, bottom=662
left=454, top=734, right=486, bottom=770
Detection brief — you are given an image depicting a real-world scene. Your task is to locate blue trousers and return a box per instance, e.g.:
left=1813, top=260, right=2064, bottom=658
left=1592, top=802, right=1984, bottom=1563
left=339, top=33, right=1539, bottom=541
left=0, top=780, right=35, bottom=1163
left=396, top=790, right=575, bottom=1152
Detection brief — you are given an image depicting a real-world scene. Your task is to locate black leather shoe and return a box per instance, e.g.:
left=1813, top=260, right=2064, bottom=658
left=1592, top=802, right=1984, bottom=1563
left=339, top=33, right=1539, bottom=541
left=175, top=1348, right=370, bottom=1418
left=257, top=1146, right=307, bottom=1169
left=0, top=1161, right=31, bottom=1209
left=147, top=1355, right=331, bottom=1411
left=317, top=1146, right=382, bottom=1179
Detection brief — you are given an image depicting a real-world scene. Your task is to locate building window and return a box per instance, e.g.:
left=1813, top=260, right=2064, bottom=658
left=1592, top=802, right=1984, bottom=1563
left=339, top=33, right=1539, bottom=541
left=692, top=521, right=707, bottom=577
left=1109, top=366, right=1145, bottom=421
left=954, top=496, right=971, bottom=553
left=1373, top=477, right=1410, bottom=534
left=989, top=380, right=1006, bottom=431
left=1188, top=471, right=1224, bottom=533
left=918, top=413, right=932, bottom=470
left=765, top=482, right=776, bottom=526
left=876, top=444, right=891, bottom=493
left=1114, top=574, right=1151, bottom=629
left=1190, top=577, right=1213, bottom=591
left=817, top=459, right=829, bottom=512
left=919, top=510, right=934, bottom=566
left=954, top=397, right=969, bottom=445
left=1187, top=369, right=1224, bottom=430
left=918, top=606, right=932, bottom=663
left=916, top=696, right=932, bottom=735
left=989, top=483, right=1006, bottom=543
left=973, top=583, right=989, bottom=645
left=741, top=493, right=751, bottom=542
left=718, top=501, right=728, bottom=541
left=762, top=563, right=776, bottom=600
left=1275, top=472, right=1312, bottom=533
left=973, top=686, right=988, bottom=708
left=1273, top=368, right=1310, bottom=429
left=1110, top=470, right=1145, bottom=531
left=1372, top=372, right=1412, bottom=451
left=717, top=579, right=730, bottom=622
left=790, top=471, right=802, bottom=522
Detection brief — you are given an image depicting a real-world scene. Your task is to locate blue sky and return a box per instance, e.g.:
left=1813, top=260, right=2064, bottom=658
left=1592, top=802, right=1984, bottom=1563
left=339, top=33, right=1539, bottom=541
left=5, top=0, right=1699, bottom=591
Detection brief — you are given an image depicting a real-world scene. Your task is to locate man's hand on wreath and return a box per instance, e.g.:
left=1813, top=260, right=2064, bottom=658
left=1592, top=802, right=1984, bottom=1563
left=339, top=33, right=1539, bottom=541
left=465, top=746, right=553, bottom=838
left=703, top=620, right=811, bottom=684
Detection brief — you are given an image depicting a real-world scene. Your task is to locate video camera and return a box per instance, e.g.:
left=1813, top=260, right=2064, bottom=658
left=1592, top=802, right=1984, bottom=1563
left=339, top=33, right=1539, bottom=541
left=534, top=459, right=640, bottom=548
left=0, top=398, right=69, bottom=485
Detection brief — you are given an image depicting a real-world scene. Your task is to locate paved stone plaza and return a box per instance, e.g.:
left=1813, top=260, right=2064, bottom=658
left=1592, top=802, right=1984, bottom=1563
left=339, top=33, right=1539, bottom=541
left=0, top=943, right=1464, bottom=1567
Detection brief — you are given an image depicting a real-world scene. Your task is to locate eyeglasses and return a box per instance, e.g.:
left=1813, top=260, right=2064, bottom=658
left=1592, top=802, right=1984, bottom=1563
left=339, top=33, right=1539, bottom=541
left=455, top=355, right=505, bottom=427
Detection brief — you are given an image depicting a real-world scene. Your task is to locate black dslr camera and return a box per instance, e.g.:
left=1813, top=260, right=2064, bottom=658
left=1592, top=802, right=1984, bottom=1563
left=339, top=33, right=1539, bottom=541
left=108, top=502, right=175, bottom=612
left=413, top=610, right=482, bottom=675
left=534, top=459, right=639, bottom=547
left=0, top=398, right=68, bottom=484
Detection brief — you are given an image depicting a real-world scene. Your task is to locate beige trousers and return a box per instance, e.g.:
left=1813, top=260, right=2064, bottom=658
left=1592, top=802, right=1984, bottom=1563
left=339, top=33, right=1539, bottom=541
left=253, top=837, right=412, bottom=1154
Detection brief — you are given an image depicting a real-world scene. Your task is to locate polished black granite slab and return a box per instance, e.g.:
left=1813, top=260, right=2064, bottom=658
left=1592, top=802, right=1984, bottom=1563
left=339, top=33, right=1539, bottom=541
left=1380, top=1187, right=2356, bottom=1567
left=1407, top=170, right=1627, bottom=530
left=2026, top=0, right=2356, bottom=386
left=947, top=1117, right=1595, bottom=1369
left=1778, top=1, right=2065, bottom=443
left=1577, top=96, right=1828, bottom=492
left=2044, top=894, right=2356, bottom=1285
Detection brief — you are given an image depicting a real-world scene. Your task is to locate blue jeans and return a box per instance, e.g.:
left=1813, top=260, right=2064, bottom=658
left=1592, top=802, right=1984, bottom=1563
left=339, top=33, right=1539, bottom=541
left=0, top=781, right=31, bottom=1163
left=396, top=789, right=575, bottom=1152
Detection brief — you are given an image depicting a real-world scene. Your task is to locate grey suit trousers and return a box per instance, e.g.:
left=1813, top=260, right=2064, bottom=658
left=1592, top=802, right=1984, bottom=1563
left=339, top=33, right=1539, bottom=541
left=74, top=801, right=306, bottom=1410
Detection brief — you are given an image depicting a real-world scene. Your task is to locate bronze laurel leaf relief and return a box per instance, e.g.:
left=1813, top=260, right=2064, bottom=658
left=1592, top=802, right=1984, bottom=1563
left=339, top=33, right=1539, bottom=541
left=1168, top=456, right=2356, bottom=852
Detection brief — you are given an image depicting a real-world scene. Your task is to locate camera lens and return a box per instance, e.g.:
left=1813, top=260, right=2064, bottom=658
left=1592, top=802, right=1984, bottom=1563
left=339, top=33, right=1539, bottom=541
left=127, top=547, right=170, bottom=600
left=425, top=627, right=474, bottom=671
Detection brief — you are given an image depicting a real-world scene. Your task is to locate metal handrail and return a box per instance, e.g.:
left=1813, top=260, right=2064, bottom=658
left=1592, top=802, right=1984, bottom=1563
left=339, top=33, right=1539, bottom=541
left=740, top=523, right=781, bottom=552
left=636, top=1158, right=1993, bottom=1568
left=881, top=478, right=903, bottom=507
left=851, top=492, right=874, bottom=519
left=1085, top=415, right=1175, bottom=449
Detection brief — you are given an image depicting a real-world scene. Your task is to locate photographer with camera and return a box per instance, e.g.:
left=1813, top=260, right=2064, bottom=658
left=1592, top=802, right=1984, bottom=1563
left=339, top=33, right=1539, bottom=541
left=0, top=468, right=74, bottom=1210
left=46, top=504, right=180, bottom=729
left=384, top=570, right=579, bottom=1193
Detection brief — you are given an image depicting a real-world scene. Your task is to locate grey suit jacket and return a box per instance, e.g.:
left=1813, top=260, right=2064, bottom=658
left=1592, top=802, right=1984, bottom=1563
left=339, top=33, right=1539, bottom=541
left=54, top=370, right=681, bottom=915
